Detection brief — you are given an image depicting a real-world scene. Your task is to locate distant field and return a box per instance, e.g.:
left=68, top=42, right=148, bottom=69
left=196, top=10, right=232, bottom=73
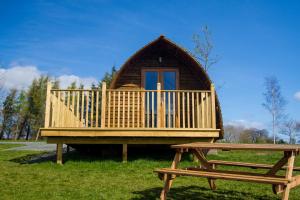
left=0, top=144, right=300, bottom=200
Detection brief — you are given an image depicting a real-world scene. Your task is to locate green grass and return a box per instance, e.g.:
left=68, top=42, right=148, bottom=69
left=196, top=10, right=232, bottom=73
left=0, top=143, right=25, bottom=150
left=0, top=147, right=300, bottom=200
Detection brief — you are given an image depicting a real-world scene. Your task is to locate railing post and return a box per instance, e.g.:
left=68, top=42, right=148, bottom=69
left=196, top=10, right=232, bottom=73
left=157, top=83, right=161, bottom=128
left=44, top=81, right=52, bottom=128
left=101, top=82, right=107, bottom=128
left=210, top=84, right=216, bottom=129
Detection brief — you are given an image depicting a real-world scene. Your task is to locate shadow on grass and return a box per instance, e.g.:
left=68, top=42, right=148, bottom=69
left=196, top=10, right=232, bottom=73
left=9, top=145, right=190, bottom=164
left=132, top=185, right=278, bottom=200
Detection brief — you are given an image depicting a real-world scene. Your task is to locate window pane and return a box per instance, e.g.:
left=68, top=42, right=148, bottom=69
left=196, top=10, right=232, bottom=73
left=163, top=71, right=176, bottom=90
left=145, top=71, right=158, bottom=90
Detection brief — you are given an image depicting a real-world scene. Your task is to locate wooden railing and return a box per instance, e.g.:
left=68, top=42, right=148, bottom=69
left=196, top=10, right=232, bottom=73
left=44, top=82, right=216, bottom=129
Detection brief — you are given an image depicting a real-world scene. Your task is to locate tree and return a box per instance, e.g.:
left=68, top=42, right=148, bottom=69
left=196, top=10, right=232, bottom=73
left=192, top=25, right=220, bottom=73
left=280, top=118, right=300, bottom=144
left=98, top=66, right=117, bottom=88
left=262, top=76, right=286, bottom=144
left=0, top=89, right=18, bottom=139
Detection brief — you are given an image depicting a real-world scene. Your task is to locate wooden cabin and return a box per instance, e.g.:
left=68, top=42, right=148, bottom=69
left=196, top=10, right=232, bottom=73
left=40, top=36, right=223, bottom=163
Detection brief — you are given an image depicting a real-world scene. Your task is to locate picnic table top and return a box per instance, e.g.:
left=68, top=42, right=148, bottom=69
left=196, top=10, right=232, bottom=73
left=171, top=142, right=300, bottom=152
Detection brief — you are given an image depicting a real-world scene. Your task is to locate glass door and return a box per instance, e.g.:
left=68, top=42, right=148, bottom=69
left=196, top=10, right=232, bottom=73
left=143, top=69, right=178, bottom=128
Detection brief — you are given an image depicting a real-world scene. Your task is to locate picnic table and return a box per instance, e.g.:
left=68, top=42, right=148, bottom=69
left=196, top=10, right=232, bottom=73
left=155, top=142, right=300, bottom=200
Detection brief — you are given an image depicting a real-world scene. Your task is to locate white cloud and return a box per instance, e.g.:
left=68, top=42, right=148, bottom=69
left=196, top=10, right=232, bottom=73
left=225, top=119, right=265, bottom=130
left=57, top=75, right=97, bottom=89
left=0, top=65, right=98, bottom=90
left=294, top=91, right=300, bottom=101
left=0, top=65, right=41, bottom=90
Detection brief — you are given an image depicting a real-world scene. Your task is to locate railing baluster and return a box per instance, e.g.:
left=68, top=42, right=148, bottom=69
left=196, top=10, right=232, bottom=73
left=173, top=92, right=175, bottom=128
left=168, top=92, right=171, bottom=128
left=127, top=91, right=130, bottom=128
left=151, top=91, right=154, bottom=128
left=122, top=91, right=125, bottom=128
left=81, top=91, right=84, bottom=125
left=201, top=92, right=205, bottom=128
left=177, top=92, right=180, bottom=128
left=118, top=91, right=120, bottom=128
left=76, top=91, right=80, bottom=127
left=113, top=91, right=116, bottom=128
left=196, top=92, right=200, bottom=128
left=182, top=92, right=185, bottom=128
left=147, top=92, right=149, bottom=128
left=187, top=92, right=190, bottom=128
left=85, top=91, right=89, bottom=127
left=95, top=90, right=99, bottom=127
left=192, top=92, right=195, bottom=128
left=137, top=91, right=140, bottom=128
left=91, top=91, right=94, bottom=127
left=107, top=91, right=111, bottom=128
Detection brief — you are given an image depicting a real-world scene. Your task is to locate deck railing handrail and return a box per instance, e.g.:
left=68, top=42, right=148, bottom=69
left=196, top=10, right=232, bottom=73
left=44, top=82, right=216, bottom=130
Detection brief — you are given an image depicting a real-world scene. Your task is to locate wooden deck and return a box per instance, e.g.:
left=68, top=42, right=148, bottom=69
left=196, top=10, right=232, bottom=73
left=41, top=82, right=221, bottom=163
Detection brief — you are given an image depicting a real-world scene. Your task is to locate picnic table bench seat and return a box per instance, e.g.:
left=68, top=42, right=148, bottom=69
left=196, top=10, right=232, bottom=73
left=207, top=160, right=300, bottom=171
left=155, top=168, right=289, bottom=185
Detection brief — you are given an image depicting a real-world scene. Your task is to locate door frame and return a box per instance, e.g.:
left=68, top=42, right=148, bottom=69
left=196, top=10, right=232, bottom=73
left=141, top=67, right=179, bottom=90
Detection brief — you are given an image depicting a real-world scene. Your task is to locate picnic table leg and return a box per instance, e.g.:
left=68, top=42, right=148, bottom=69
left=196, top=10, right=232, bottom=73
left=281, top=151, right=295, bottom=200
left=160, top=151, right=182, bottom=200
left=192, top=149, right=216, bottom=190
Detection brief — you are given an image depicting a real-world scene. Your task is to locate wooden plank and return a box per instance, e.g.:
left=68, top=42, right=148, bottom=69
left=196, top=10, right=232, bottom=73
left=172, top=143, right=300, bottom=151
left=122, top=144, right=127, bottom=163
left=127, top=91, right=130, bottom=128
left=282, top=151, right=295, bottom=200
left=182, top=92, right=185, bottom=128
left=157, top=83, right=161, bottom=128
left=76, top=91, right=80, bottom=127
left=90, top=91, right=94, bottom=127
left=152, top=91, right=154, bottom=128
left=141, top=91, right=145, bottom=128
left=196, top=92, right=200, bottom=128
left=56, top=143, right=63, bottom=165
left=85, top=91, right=89, bottom=127
left=155, top=168, right=288, bottom=185
left=147, top=92, right=149, bottom=127
left=100, top=82, right=106, bottom=128
left=95, top=91, right=99, bottom=127
left=132, top=92, right=135, bottom=128
left=177, top=92, right=180, bottom=128
left=41, top=128, right=220, bottom=137
left=208, top=160, right=300, bottom=171
left=168, top=92, right=171, bottom=128
left=113, top=91, right=116, bottom=128
left=192, top=92, right=195, bottom=128
left=117, top=91, right=121, bottom=128
left=81, top=91, right=84, bottom=124
left=107, top=91, right=111, bottom=128
left=201, top=93, right=205, bottom=128
left=172, top=92, right=175, bottom=128
left=210, top=84, right=216, bottom=129
left=122, top=91, right=125, bottom=128
left=137, top=91, right=140, bottom=128
left=44, top=82, right=52, bottom=128
left=187, top=92, right=190, bottom=128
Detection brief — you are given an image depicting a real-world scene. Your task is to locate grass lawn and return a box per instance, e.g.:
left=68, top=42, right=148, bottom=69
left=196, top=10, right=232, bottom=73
left=0, top=144, right=300, bottom=200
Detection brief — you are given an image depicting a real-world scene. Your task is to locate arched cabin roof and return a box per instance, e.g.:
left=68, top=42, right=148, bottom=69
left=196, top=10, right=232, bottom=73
left=110, top=35, right=223, bottom=138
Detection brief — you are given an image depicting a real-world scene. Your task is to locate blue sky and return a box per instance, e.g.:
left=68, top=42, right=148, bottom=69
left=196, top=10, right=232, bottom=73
left=0, top=0, right=299, bottom=131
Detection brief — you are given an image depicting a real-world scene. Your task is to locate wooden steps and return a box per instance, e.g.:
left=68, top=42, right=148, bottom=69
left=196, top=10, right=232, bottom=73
left=155, top=168, right=288, bottom=185
left=208, top=160, right=300, bottom=171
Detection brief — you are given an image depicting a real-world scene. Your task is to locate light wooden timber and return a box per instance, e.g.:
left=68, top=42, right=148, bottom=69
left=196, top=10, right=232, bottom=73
left=44, top=82, right=52, bottom=128
left=46, top=137, right=213, bottom=145
left=172, top=142, right=300, bottom=152
left=122, top=144, right=127, bottom=163
left=208, top=160, right=300, bottom=171
left=155, top=168, right=289, bottom=185
left=40, top=128, right=220, bottom=137
left=56, top=143, right=63, bottom=165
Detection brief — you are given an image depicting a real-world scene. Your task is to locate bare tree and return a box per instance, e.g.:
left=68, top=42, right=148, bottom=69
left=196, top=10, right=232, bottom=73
left=280, top=119, right=300, bottom=144
left=262, top=76, right=286, bottom=144
left=193, top=25, right=220, bottom=73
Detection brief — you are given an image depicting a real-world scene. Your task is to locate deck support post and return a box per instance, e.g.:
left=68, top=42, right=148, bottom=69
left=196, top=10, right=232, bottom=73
left=122, top=144, right=127, bottom=163
left=56, top=143, right=63, bottom=165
